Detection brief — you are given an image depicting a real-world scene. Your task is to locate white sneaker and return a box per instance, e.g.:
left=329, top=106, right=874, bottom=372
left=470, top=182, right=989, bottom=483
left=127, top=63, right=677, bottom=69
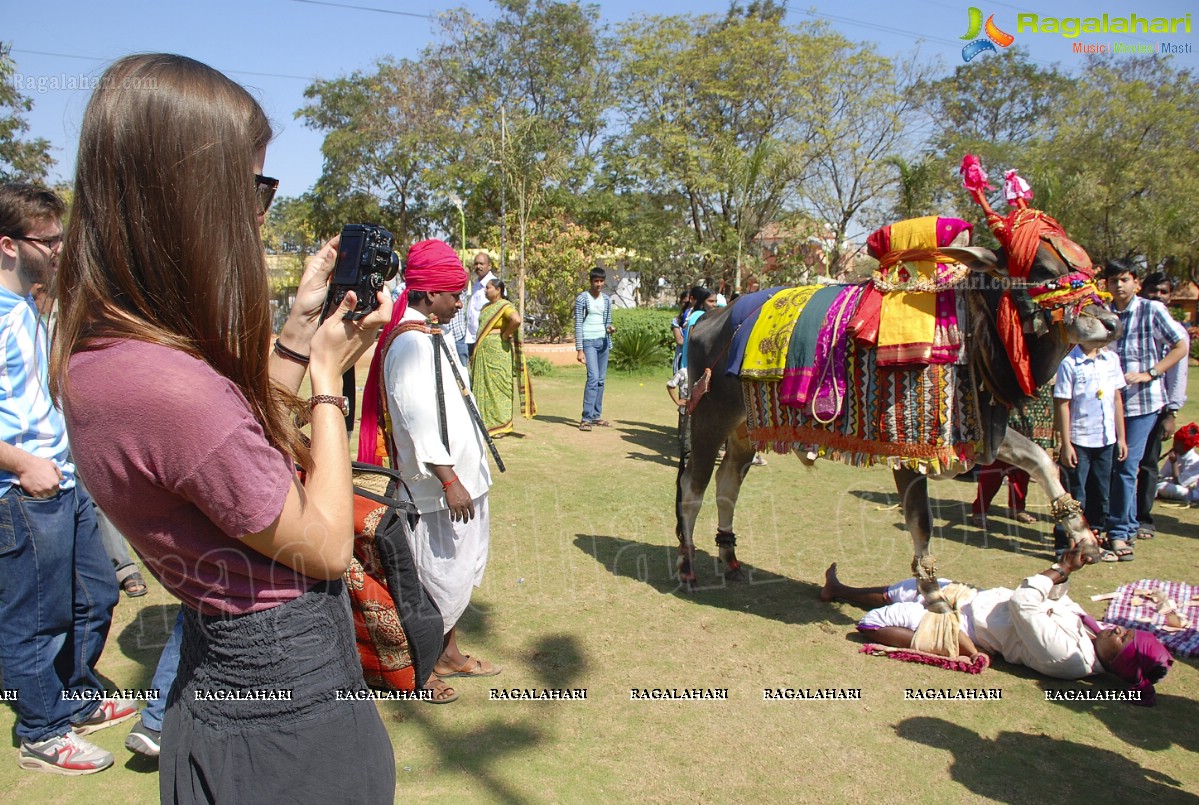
left=72, top=697, right=138, bottom=736
left=18, top=732, right=114, bottom=775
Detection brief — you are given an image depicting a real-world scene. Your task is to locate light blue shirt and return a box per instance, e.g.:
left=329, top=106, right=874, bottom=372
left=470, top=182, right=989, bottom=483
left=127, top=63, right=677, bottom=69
left=1053, top=346, right=1126, bottom=449
left=0, top=286, right=74, bottom=494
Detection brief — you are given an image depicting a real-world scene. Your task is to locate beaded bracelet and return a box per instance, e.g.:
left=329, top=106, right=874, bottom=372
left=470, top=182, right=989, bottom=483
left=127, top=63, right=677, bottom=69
left=273, top=339, right=310, bottom=365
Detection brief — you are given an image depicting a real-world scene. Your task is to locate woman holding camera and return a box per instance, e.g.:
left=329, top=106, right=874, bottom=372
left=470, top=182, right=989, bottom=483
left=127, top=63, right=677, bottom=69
left=52, top=54, right=395, bottom=802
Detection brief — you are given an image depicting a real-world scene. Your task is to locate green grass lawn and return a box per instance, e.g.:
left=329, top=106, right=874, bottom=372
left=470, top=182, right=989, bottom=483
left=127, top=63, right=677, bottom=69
left=3, top=364, right=1197, bottom=803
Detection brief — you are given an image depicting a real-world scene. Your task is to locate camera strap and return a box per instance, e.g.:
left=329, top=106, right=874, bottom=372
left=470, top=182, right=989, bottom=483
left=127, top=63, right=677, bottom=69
left=429, top=317, right=506, bottom=473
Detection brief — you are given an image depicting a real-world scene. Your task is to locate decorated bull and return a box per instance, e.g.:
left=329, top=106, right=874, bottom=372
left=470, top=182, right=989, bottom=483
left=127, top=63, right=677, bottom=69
left=676, top=156, right=1121, bottom=610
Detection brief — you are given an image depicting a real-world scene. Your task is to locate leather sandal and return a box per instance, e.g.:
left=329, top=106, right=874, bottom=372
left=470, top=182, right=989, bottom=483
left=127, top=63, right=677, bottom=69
left=120, top=572, right=149, bottom=598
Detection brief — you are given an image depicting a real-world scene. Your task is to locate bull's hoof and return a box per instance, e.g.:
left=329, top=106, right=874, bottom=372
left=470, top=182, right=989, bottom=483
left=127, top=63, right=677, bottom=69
left=923, top=598, right=953, bottom=615
left=1074, top=539, right=1102, bottom=565
left=724, top=565, right=747, bottom=582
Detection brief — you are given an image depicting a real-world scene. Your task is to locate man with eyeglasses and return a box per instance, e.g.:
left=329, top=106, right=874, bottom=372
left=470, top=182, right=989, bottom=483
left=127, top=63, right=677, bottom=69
left=0, top=184, right=134, bottom=775
left=464, top=252, right=496, bottom=357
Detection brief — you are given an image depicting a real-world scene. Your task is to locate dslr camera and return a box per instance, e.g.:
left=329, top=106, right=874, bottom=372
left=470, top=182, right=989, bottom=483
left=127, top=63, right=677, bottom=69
left=320, top=223, right=400, bottom=322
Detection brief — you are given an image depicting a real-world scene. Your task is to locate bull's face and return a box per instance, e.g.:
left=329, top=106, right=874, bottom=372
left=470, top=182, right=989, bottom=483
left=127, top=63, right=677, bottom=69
left=1020, top=242, right=1122, bottom=347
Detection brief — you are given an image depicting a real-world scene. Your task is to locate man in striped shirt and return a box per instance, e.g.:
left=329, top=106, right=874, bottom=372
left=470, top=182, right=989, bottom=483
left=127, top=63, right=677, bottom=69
left=1103, top=259, right=1189, bottom=561
left=574, top=267, right=614, bottom=430
left=0, top=185, right=132, bottom=775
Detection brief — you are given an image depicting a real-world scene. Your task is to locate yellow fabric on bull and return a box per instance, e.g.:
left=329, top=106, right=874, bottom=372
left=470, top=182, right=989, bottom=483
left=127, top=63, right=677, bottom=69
left=741, top=286, right=822, bottom=380
left=910, top=582, right=976, bottom=659
left=877, top=215, right=938, bottom=366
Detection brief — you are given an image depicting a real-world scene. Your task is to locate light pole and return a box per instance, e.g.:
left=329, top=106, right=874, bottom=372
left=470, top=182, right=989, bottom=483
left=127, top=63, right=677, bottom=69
left=448, top=193, right=466, bottom=250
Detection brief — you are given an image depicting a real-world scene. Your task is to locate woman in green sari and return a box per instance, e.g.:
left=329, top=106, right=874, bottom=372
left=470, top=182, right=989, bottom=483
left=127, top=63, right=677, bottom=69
left=470, top=279, right=536, bottom=436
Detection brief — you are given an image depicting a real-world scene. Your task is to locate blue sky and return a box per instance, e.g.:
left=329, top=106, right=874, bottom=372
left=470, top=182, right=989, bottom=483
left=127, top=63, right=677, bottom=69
left=5, top=0, right=1195, bottom=195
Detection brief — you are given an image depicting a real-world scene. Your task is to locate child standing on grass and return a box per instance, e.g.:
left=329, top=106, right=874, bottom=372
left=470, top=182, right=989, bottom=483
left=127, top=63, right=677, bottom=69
left=1053, top=342, right=1127, bottom=560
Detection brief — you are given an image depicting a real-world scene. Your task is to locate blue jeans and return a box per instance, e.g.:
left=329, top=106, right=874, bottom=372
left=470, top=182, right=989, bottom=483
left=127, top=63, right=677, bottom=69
left=141, top=609, right=183, bottom=731
left=1107, top=411, right=1158, bottom=544
left=581, top=337, right=609, bottom=422
left=455, top=338, right=470, bottom=370
left=1054, top=443, right=1115, bottom=553
left=0, top=484, right=118, bottom=742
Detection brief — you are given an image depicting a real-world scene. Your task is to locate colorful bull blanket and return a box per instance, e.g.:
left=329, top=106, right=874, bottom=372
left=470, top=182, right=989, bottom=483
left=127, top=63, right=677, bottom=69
left=743, top=336, right=983, bottom=473
left=1100, top=580, right=1199, bottom=658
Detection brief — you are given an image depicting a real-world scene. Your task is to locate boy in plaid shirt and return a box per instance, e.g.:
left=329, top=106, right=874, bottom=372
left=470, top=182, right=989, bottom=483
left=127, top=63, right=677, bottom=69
left=1103, top=259, right=1188, bottom=560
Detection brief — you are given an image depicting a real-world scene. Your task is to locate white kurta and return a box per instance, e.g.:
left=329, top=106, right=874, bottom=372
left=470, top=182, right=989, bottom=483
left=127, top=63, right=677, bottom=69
left=969, top=575, right=1104, bottom=680
left=384, top=306, right=493, bottom=631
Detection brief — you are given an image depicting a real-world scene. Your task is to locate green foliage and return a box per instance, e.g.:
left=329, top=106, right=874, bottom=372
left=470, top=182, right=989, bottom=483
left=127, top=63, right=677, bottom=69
left=612, top=307, right=677, bottom=353
left=525, top=356, right=555, bottom=376
left=610, top=326, right=670, bottom=373
left=0, top=51, right=52, bottom=182
left=522, top=216, right=605, bottom=342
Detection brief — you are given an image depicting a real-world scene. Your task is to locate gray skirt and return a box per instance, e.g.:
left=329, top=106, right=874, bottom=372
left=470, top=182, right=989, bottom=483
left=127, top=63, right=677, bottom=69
left=160, top=581, right=396, bottom=804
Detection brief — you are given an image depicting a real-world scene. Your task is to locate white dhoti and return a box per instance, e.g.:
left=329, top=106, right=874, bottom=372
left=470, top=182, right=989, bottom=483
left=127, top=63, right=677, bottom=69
left=407, top=494, right=490, bottom=633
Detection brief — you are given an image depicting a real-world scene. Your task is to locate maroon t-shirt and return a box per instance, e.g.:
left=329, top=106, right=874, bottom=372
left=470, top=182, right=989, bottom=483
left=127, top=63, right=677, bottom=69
left=64, top=340, right=313, bottom=616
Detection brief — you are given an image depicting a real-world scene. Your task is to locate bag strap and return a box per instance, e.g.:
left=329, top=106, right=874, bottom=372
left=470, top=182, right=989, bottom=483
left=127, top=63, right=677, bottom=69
left=351, top=461, right=417, bottom=513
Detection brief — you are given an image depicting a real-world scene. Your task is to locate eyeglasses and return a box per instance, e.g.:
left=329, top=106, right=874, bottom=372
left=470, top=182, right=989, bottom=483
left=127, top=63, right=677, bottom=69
left=255, top=174, right=279, bottom=214
left=6, top=233, right=63, bottom=253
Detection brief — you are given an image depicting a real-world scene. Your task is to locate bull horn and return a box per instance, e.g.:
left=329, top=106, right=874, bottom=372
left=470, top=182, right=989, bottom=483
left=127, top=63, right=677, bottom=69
left=940, top=246, right=998, bottom=272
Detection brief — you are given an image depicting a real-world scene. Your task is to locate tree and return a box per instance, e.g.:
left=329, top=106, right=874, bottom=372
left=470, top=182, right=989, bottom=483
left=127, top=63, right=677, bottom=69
left=298, top=58, right=462, bottom=245
left=915, top=47, right=1072, bottom=228
left=429, top=0, right=611, bottom=316
left=1030, top=57, right=1199, bottom=275
left=792, top=43, right=934, bottom=272
left=881, top=154, right=943, bottom=221
left=609, top=9, right=814, bottom=290
left=0, top=51, right=53, bottom=183
left=518, top=215, right=604, bottom=341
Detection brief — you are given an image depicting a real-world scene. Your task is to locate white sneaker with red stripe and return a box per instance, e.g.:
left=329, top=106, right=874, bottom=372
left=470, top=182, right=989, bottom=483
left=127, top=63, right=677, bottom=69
left=18, top=732, right=114, bottom=775
left=72, top=698, right=138, bottom=736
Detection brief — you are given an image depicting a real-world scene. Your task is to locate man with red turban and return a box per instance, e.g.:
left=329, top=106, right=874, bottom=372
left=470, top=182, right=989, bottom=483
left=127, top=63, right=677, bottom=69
left=359, top=239, right=500, bottom=704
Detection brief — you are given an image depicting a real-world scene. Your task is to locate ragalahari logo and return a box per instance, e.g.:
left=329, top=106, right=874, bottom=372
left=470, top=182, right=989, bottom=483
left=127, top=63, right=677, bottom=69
left=961, top=7, right=1015, bottom=61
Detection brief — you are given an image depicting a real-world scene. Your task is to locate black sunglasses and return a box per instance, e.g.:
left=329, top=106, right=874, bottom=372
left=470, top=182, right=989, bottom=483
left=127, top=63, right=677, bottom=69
left=6, top=233, right=63, bottom=252
left=255, top=174, right=279, bottom=214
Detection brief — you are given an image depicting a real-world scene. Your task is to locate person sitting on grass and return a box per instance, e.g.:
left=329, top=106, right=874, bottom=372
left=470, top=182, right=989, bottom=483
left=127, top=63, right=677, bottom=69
left=819, top=548, right=1172, bottom=705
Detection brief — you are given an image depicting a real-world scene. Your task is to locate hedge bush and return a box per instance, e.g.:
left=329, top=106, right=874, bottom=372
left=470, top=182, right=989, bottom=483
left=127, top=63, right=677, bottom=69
left=525, top=356, right=555, bottom=376
left=610, top=307, right=677, bottom=371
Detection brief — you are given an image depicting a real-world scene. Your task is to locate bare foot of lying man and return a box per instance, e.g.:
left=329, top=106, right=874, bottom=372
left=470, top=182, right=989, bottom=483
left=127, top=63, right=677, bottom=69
left=821, top=558, right=1173, bottom=705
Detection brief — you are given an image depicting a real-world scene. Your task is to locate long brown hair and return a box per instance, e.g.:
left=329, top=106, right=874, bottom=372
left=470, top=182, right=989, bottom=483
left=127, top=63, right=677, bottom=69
left=51, top=54, right=306, bottom=465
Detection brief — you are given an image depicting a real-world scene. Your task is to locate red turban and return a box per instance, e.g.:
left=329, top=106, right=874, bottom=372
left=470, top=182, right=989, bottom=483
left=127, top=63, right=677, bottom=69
left=404, top=239, right=467, bottom=292
left=357, top=239, right=466, bottom=464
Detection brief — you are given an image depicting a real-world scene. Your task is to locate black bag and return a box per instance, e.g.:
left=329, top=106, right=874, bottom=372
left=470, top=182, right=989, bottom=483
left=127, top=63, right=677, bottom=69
left=346, top=462, right=443, bottom=691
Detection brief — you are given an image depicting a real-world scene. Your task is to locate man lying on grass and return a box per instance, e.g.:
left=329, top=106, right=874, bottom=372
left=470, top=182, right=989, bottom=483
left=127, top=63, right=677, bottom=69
left=820, top=546, right=1172, bottom=705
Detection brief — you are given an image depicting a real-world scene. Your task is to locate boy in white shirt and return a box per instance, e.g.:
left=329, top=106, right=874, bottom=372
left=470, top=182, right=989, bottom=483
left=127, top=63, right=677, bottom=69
left=1053, top=343, right=1127, bottom=561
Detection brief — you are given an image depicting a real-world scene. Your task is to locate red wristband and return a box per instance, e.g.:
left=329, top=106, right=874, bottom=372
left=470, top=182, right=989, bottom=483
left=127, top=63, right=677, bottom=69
left=441, top=475, right=459, bottom=490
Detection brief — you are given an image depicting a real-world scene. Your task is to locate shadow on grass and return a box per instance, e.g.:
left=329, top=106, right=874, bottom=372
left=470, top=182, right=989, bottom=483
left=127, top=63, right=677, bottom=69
left=1142, top=507, right=1199, bottom=541
left=392, top=709, right=546, bottom=805
left=382, top=628, right=583, bottom=804
left=618, top=419, right=677, bottom=468
left=573, top=533, right=855, bottom=627
left=1036, top=677, right=1199, bottom=754
left=895, top=716, right=1195, bottom=802
left=845, top=488, right=1057, bottom=560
